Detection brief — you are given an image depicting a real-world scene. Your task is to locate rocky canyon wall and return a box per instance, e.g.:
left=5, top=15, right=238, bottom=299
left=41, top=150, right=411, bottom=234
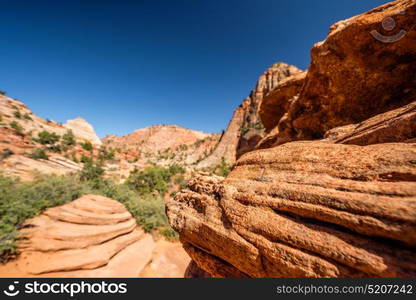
left=197, top=63, right=302, bottom=168
left=167, top=0, right=416, bottom=278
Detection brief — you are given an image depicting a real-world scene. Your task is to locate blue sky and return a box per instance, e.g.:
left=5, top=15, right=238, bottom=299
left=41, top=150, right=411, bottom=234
left=0, top=0, right=389, bottom=137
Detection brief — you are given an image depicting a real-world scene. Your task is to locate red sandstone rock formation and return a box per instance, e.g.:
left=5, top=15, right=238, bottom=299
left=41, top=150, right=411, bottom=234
left=168, top=142, right=416, bottom=277
left=0, top=194, right=189, bottom=277
left=197, top=63, right=302, bottom=168
left=275, top=0, right=416, bottom=145
left=102, top=125, right=220, bottom=179
left=0, top=95, right=102, bottom=180
left=166, top=0, right=416, bottom=278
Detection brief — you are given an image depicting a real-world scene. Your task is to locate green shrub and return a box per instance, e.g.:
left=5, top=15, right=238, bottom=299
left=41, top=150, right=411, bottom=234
left=206, top=157, right=231, bottom=177
left=98, top=147, right=115, bottom=161
left=14, top=111, right=22, bottom=119
left=0, top=172, right=178, bottom=259
left=126, top=164, right=185, bottom=196
left=80, top=154, right=92, bottom=164
left=30, top=148, right=48, bottom=160
left=0, top=149, right=14, bottom=160
left=62, top=130, right=76, bottom=147
left=80, top=141, right=93, bottom=151
left=80, top=160, right=104, bottom=182
left=0, top=174, right=89, bottom=258
left=0, top=90, right=6, bottom=95
left=9, top=121, right=24, bottom=136
left=126, top=166, right=171, bottom=195
left=35, top=131, right=60, bottom=145
left=23, top=113, right=32, bottom=121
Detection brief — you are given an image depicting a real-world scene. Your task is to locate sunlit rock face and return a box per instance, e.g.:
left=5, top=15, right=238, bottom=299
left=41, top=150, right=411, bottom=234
left=167, top=0, right=416, bottom=278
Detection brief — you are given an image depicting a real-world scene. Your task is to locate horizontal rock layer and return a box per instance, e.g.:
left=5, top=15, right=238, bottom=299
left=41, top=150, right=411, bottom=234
left=0, top=194, right=190, bottom=277
left=167, top=142, right=416, bottom=277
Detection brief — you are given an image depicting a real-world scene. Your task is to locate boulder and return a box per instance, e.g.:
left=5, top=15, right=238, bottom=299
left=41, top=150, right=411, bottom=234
left=167, top=142, right=416, bottom=277
left=276, top=0, right=416, bottom=145
left=0, top=194, right=190, bottom=277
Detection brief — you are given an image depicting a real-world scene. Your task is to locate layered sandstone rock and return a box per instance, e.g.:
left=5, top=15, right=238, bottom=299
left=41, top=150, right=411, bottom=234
left=0, top=95, right=101, bottom=146
left=0, top=95, right=102, bottom=180
left=167, top=142, right=416, bottom=277
left=258, top=71, right=306, bottom=132
left=275, top=0, right=416, bottom=145
left=0, top=195, right=189, bottom=277
left=64, top=118, right=102, bottom=146
left=0, top=154, right=82, bottom=181
left=167, top=0, right=416, bottom=278
left=327, top=100, right=416, bottom=145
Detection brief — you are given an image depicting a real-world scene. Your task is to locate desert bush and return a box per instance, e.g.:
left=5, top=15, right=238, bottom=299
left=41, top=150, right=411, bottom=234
left=98, top=147, right=115, bottom=161
left=80, top=160, right=104, bottom=182
left=62, top=130, right=76, bottom=147
left=80, top=141, right=93, bottom=151
left=0, top=171, right=178, bottom=260
left=9, top=121, right=24, bottom=136
left=30, top=148, right=48, bottom=160
left=23, top=113, right=32, bottom=121
left=35, top=131, right=60, bottom=145
left=80, top=154, right=92, bottom=164
left=0, top=174, right=89, bottom=259
left=0, top=149, right=14, bottom=160
left=14, top=111, right=22, bottom=119
left=126, top=164, right=185, bottom=196
left=0, top=90, right=6, bottom=95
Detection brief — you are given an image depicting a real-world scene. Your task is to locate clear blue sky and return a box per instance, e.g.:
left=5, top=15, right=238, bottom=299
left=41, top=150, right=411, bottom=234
left=0, top=0, right=389, bottom=137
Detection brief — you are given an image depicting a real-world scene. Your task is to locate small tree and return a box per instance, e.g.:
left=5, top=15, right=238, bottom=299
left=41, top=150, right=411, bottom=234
left=10, top=121, right=24, bottom=136
left=30, top=148, right=48, bottom=160
left=80, top=160, right=104, bottom=181
left=215, top=157, right=231, bottom=177
left=80, top=141, right=93, bottom=151
left=14, top=111, right=22, bottom=119
left=0, top=149, right=14, bottom=160
left=98, top=147, right=115, bottom=161
left=36, top=131, right=60, bottom=145
left=0, top=90, right=6, bottom=95
left=62, top=130, right=76, bottom=147
left=23, top=113, right=32, bottom=121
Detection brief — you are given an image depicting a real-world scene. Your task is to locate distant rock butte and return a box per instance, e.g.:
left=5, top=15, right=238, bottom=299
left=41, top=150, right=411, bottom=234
left=0, top=194, right=190, bottom=277
left=64, top=117, right=102, bottom=146
left=102, top=125, right=221, bottom=180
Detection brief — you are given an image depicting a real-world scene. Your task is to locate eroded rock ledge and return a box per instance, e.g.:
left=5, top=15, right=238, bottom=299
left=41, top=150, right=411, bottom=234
left=167, top=0, right=416, bottom=278
left=167, top=142, right=416, bottom=277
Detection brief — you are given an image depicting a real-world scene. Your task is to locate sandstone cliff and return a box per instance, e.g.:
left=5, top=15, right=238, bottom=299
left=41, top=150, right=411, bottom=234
left=0, top=95, right=101, bottom=146
left=0, top=95, right=102, bottom=180
left=167, top=0, right=416, bottom=278
left=197, top=63, right=302, bottom=168
left=102, top=125, right=220, bottom=180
